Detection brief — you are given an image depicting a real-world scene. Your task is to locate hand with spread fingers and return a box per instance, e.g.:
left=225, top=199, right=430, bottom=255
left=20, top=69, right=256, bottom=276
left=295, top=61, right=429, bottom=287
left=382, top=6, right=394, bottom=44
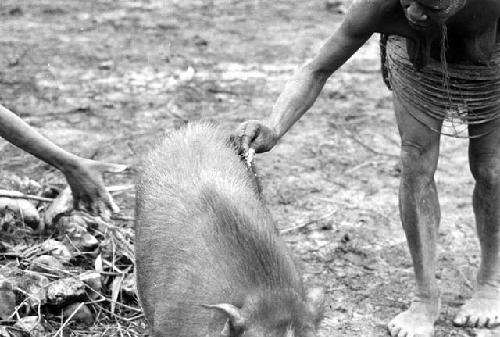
left=0, top=104, right=127, bottom=217
left=63, top=158, right=127, bottom=217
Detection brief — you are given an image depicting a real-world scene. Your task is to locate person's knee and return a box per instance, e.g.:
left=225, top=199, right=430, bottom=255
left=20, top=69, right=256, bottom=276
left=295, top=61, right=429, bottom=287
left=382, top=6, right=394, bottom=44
left=470, top=154, right=500, bottom=186
left=400, top=141, right=437, bottom=186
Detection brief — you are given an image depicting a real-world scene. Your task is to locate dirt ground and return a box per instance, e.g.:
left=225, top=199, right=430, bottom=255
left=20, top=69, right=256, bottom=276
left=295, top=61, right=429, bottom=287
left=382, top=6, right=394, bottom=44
left=0, top=0, right=496, bottom=336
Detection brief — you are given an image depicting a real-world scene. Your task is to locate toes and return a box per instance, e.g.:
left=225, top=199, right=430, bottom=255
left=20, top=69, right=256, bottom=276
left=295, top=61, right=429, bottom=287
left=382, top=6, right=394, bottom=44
left=487, top=316, right=500, bottom=328
left=467, top=315, right=479, bottom=327
left=96, top=201, right=112, bottom=220
left=476, top=316, right=489, bottom=328
left=397, top=329, right=408, bottom=337
left=453, top=313, right=468, bottom=326
left=389, top=326, right=401, bottom=337
left=453, top=311, right=500, bottom=328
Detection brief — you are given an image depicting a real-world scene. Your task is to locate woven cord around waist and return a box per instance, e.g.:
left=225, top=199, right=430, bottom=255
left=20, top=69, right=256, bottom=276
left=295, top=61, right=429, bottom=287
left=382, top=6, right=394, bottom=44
left=385, top=35, right=500, bottom=138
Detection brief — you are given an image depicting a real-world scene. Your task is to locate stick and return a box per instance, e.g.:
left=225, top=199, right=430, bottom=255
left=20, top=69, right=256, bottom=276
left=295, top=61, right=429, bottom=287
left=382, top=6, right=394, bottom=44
left=0, top=192, right=53, bottom=203
left=51, top=302, right=84, bottom=337
left=107, top=184, right=135, bottom=193
left=93, top=302, right=142, bottom=323
left=344, top=161, right=378, bottom=174
left=458, top=268, right=473, bottom=290
left=110, top=215, right=134, bottom=222
left=280, top=209, right=338, bottom=234
left=0, top=184, right=133, bottom=204
left=342, top=128, right=398, bottom=158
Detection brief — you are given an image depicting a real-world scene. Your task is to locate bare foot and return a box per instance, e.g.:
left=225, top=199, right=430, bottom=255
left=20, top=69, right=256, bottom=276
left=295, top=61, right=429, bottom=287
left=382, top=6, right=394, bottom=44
left=388, top=299, right=440, bottom=337
left=453, top=285, right=500, bottom=328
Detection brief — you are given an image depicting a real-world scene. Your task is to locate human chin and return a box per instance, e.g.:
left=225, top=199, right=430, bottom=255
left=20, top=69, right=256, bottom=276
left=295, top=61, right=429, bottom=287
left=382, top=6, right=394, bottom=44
left=406, top=16, right=440, bottom=33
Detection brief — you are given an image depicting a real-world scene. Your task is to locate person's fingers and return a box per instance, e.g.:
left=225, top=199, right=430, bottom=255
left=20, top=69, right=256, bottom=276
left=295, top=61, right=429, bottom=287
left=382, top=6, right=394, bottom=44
left=86, top=201, right=98, bottom=216
left=100, top=208, right=112, bottom=221
left=72, top=196, right=81, bottom=211
left=253, top=132, right=276, bottom=153
left=83, top=195, right=98, bottom=215
left=235, top=122, right=247, bottom=135
left=242, top=123, right=261, bottom=151
left=238, top=122, right=251, bottom=151
left=72, top=189, right=84, bottom=211
left=95, top=162, right=128, bottom=173
left=240, top=134, right=251, bottom=152
left=245, top=147, right=255, bottom=165
left=94, top=199, right=112, bottom=220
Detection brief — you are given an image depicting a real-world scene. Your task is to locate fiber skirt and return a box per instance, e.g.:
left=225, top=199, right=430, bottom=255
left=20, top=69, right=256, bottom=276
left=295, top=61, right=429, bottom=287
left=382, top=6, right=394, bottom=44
left=384, top=35, right=500, bottom=137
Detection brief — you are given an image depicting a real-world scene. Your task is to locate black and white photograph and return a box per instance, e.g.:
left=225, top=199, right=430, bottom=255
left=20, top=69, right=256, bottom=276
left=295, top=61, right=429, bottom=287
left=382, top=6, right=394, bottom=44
left=0, top=0, right=499, bottom=336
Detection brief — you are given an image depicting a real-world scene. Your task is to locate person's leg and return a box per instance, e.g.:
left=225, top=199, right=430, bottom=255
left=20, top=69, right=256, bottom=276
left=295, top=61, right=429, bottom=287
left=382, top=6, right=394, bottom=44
left=453, top=118, right=500, bottom=328
left=388, top=96, right=443, bottom=337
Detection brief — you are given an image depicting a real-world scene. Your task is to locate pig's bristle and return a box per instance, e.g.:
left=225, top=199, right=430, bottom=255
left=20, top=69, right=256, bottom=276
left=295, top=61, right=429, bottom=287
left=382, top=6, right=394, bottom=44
left=135, top=122, right=315, bottom=337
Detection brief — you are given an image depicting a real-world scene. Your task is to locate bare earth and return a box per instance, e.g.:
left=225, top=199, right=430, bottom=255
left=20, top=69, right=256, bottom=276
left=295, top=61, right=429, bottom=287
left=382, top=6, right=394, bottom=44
left=0, top=0, right=496, bottom=336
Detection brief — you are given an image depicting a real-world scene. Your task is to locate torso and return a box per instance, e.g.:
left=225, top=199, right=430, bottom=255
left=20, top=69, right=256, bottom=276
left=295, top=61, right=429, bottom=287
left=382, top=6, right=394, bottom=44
left=377, top=0, right=500, bottom=66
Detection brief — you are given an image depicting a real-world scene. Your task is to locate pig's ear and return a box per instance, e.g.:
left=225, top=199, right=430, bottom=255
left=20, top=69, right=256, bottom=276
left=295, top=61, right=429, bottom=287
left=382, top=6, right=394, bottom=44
left=201, top=303, right=246, bottom=330
left=306, top=287, right=325, bottom=322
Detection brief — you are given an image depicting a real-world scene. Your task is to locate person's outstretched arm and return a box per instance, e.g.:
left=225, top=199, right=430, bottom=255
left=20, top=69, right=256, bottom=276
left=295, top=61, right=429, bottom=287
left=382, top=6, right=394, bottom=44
left=0, top=104, right=126, bottom=215
left=235, top=0, right=401, bottom=153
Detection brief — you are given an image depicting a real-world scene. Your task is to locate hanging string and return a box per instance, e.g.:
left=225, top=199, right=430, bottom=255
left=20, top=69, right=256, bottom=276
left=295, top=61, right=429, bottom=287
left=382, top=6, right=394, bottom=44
left=380, top=33, right=391, bottom=90
left=384, top=34, right=500, bottom=138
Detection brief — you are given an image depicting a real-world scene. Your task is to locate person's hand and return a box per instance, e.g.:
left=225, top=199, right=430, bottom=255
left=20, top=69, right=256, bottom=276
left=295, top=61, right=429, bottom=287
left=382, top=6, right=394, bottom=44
left=62, top=158, right=127, bottom=217
left=233, top=120, right=279, bottom=154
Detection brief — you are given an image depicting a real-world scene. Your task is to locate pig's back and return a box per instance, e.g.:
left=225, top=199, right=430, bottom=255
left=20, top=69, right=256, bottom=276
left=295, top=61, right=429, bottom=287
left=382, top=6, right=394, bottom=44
left=134, top=123, right=301, bottom=337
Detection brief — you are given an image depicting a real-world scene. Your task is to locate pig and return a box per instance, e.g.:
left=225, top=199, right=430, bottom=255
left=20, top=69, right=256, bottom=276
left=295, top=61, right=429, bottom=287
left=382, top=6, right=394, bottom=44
left=135, top=123, right=324, bottom=337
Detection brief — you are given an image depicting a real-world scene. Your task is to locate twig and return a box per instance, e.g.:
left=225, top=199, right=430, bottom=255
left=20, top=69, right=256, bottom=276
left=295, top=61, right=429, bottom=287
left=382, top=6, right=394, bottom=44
left=342, top=128, right=398, bottom=158
left=125, top=314, right=145, bottom=322
left=458, top=268, right=473, bottom=290
left=206, top=88, right=239, bottom=96
left=86, top=287, right=142, bottom=313
left=333, top=116, right=372, bottom=125
left=117, top=322, right=125, bottom=337
left=107, top=185, right=134, bottom=193
left=11, top=286, right=43, bottom=326
left=22, top=247, right=58, bottom=260
left=0, top=252, right=21, bottom=258
left=110, top=215, right=134, bottom=222
left=79, top=213, right=135, bottom=261
left=85, top=283, right=143, bottom=320
left=344, top=161, right=379, bottom=174
left=93, top=302, right=142, bottom=323
left=52, top=302, right=84, bottom=337
left=0, top=192, right=53, bottom=203
left=0, top=184, right=133, bottom=204
left=280, top=209, right=338, bottom=234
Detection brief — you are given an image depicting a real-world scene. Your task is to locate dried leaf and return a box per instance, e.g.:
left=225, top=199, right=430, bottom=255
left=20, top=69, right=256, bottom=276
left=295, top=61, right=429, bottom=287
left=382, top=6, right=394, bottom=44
left=95, top=254, right=104, bottom=273
left=43, top=187, right=72, bottom=227
left=110, top=275, right=124, bottom=314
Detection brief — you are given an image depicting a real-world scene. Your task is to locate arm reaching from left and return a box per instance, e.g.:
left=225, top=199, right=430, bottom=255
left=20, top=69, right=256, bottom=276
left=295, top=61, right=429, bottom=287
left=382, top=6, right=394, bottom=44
left=0, top=104, right=127, bottom=215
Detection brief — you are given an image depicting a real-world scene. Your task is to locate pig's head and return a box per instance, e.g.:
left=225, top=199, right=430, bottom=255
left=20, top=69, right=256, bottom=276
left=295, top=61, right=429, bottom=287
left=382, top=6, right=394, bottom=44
left=203, top=287, right=325, bottom=337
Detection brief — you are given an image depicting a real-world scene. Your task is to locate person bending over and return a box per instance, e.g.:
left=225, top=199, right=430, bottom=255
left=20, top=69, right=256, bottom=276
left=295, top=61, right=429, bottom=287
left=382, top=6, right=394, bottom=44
left=235, top=0, right=500, bottom=336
